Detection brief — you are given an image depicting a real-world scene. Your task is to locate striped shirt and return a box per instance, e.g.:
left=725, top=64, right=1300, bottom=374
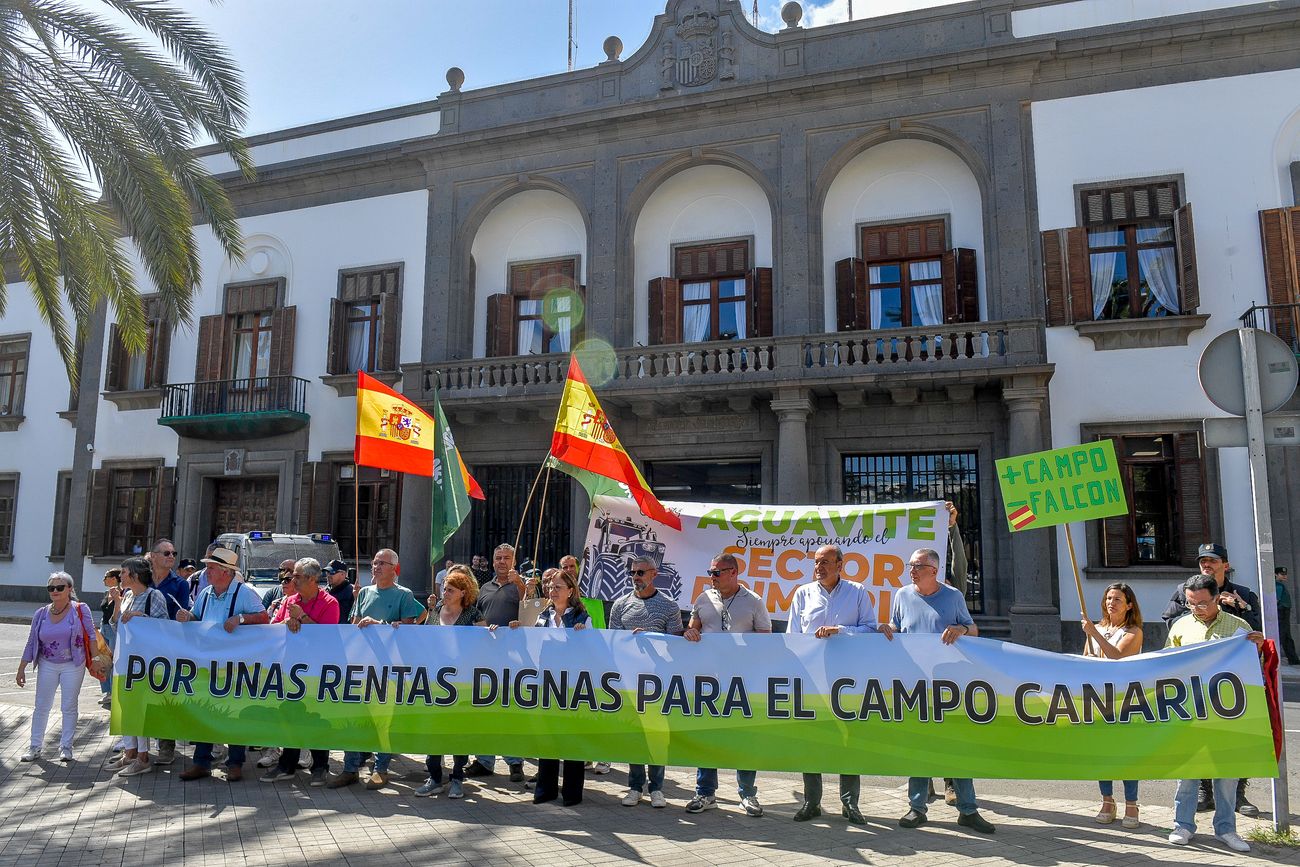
left=1165, top=609, right=1249, bottom=647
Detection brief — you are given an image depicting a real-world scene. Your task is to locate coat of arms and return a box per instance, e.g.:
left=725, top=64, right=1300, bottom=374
left=674, top=6, right=718, bottom=87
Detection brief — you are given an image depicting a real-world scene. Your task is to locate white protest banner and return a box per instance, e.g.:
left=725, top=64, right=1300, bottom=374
left=578, top=497, right=948, bottom=620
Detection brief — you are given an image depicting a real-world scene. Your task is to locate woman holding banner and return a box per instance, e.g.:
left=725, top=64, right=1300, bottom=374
left=109, top=557, right=171, bottom=776
left=1082, top=582, right=1144, bottom=828
left=414, top=567, right=483, bottom=799
left=526, top=568, right=589, bottom=806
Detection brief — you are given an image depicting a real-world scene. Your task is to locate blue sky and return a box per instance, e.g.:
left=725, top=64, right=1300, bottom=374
left=179, top=0, right=958, bottom=136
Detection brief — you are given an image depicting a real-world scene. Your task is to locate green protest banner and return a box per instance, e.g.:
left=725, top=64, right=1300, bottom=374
left=995, top=440, right=1128, bottom=533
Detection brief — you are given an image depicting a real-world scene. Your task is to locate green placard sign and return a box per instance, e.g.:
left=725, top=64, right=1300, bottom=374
left=996, top=440, right=1128, bottom=532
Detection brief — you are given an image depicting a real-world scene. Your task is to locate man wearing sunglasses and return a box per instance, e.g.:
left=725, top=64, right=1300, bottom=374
left=683, top=552, right=771, bottom=817
left=609, top=555, right=685, bottom=808
left=148, top=538, right=191, bottom=765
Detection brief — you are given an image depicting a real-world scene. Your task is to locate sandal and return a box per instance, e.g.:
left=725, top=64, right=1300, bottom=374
left=1095, top=800, right=1116, bottom=824
left=1121, top=803, right=1139, bottom=829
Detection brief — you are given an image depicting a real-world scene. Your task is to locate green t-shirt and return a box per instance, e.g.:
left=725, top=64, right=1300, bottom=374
left=353, top=583, right=424, bottom=624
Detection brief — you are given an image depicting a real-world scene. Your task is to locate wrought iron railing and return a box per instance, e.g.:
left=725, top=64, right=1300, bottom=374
left=424, top=320, right=1041, bottom=398
left=160, top=376, right=309, bottom=418
left=1241, top=302, right=1300, bottom=354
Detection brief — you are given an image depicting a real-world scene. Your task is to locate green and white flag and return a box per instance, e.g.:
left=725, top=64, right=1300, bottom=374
left=429, top=387, right=483, bottom=565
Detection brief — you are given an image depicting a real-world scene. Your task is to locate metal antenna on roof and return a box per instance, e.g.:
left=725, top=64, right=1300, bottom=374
left=752, top=0, right=759, bottom=28
left=847, top=0, right=854, bottom=19
left=568, top=0, right=576, bottom=71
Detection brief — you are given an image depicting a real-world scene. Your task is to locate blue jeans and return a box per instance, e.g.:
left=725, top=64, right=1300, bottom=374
left=696, top=767, right=757, bottom=799
left=475, top=754, right=522, bottom=769
left=1174, top=777, right=1236, bottom=836
left=344, top=751, right=394, bottom=774
left=1099, top=780, right=1139, bottom=802
left=909, top=777, right=977, bottom=815
left=193, top=742, right=245, bottom=770
left=628, top=764, right=665, bottom=793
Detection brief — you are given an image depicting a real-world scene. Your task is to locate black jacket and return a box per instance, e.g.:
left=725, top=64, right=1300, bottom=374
left=1161, top=576, right=1260, bottom=631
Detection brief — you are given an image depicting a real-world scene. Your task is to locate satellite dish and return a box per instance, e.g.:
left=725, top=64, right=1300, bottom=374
left=1198, top=329, right=1298, bottom=416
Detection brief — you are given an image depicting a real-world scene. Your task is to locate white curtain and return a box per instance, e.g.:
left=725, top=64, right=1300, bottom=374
left=870, top=290, right=884, bottom=329
left=910, top=261, right=944, bottom=326
left=126, top=352, right=148, bottom=390
left=683, top=306, right=710, bottom=342
left=346, top=320, right=369, bottom=372
left=727, top=300, right=747, bottom=340
left=551, top=295, right=572, bottom=352
left=1090, top=252, right=1119, bottom=319
left=516, top=319, right=542, bottom=355
left=1138, top=248, right=1180, bottom=315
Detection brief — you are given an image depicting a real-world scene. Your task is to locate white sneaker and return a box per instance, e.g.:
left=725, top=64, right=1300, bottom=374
left=650, top=790, right=668, bottom=808
left=256, top=748, right=281, bottom=768
left=1216, top=832, right=1251, bottom=853
left=118, top=760, right=154, bottom=777
left=20, top=748, right=41, bottom=762
left=59, top=748, right=74, bottom=763
left=621, top=789, right=643, bottom=806
left=1168, top=827, right=1193, bottom=845
left=594, top=761, right=612, bottom=774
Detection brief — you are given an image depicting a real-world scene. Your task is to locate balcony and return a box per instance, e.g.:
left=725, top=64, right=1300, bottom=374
left=1241, top=302, right=1300, bottom=355
left=414, top=319, right=1047, bottom=410
left=158, top=376, right=310, bottom=440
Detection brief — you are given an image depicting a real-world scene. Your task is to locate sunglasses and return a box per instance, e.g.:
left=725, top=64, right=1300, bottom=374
left=706, top=568, right=734, bottom=577
left=48, top=585, right=68, bottom=592
left=280, top=576, right=294, bottom=583
left=629, top=568, right=651, bottom=576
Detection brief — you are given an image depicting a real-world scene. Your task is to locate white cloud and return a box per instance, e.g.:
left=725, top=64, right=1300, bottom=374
left=756, top=0, right=964, bottom=31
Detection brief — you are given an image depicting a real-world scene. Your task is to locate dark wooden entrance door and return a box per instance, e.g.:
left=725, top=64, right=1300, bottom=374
left=212, top=477, right=280, bottom=534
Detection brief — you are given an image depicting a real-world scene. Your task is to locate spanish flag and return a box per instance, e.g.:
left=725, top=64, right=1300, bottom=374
left=547, top=356, right=681, bottom=530
left=355, top=371, right=439, bottom=475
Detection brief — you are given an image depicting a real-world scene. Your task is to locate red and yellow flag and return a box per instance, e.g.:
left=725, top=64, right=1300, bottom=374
left=354, top=371, right=437, bottom=476
left=548, top=356, right=681, bottom=530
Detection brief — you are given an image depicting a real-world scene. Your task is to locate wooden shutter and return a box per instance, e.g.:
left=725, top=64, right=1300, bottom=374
left=748, top=267, right=773, bottom=338
left=195, top=314, right=227, bottom=381
left=834, top=257, right=866, bottom=331
left=862, top=220, right=946, bottom=262
left=940, top=250, right=982, bottom=325
left=486, top=293, right=514, bottom=357
left=648, top=277, right=682, bottom=345
left=1260, top=207, right=1300, bottom=303
left=1174, top=203, right=1199, bottom=313
left=1099, top=435, right=1132, bottom=568
left=105, top=324, right=126, bottom=391
left=86, top=468, right=111, bottom=557
left=326, top=298, right=348, bottom=375
left=376, top=291, right=400, bottom=371
left=154, top=466, right=176, bottom=541
left=674, top=242, right=747, bottom=280
left=1174, top=432, right=1208, bottom=569
left=297, top=461, right=334, bottom=534
left=148, top=317, right=170, bottom=388
left=269, top=306, right=296, bottom=378
left=1040, top=228, right=1090, bottom=326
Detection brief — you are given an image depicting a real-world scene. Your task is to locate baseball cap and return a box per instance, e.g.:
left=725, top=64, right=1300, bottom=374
left=1197, top=542, right=1228, bottom=561
left=326, top=559, right=349, bottom=574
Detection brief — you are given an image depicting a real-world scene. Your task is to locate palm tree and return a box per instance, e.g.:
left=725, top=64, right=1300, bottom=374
left=0, top=0, right=253, bottom=378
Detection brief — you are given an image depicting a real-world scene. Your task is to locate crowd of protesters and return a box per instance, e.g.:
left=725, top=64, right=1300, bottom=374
left=15, top=517, right=1276, bottom=855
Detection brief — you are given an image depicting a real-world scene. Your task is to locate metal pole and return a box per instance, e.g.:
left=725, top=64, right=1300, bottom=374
left=847, top=0, right=853, bottom=20
left=1240, top=327, right=1290, bottom=832
left=567, top=0, right=575, bottom=71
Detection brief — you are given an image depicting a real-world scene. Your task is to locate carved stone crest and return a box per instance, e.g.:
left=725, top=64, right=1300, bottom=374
left=673, top=6, right=718, bottom=87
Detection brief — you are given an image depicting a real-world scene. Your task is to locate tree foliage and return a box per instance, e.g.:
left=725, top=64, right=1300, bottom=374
left=0, top=0, right=252, bottom=379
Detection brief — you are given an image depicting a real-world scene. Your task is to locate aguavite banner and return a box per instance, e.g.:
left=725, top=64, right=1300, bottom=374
left=995, top=440, right=1128, bottom=532
left=579, top=496, right=948, bottom=620
left=112, top=620, right=1276, bottom=779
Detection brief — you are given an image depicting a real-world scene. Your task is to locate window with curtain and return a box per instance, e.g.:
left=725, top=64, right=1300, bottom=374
left=0, top=336, right=29, bottom=416
left=673, top=241, right=750, bottom=342
left=330, top=265, right=400, bottom=374
left=0, top=475, right=15, bottom=557
left=510, top=258, right=580, bottom=355
left=861, top=220, right=946, bottom=329
left=230, top=312, right=273, bottom=381
left=1081, top=183, right=1181, bottom=320
left=109, top=467, right=157, bottom=556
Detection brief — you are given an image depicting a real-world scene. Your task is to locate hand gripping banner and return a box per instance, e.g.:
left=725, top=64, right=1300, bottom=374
left=112, top=621, right=1276, bottom=780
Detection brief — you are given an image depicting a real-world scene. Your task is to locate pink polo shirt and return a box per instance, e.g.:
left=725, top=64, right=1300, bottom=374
left=270, top=590, right=341, bottom=626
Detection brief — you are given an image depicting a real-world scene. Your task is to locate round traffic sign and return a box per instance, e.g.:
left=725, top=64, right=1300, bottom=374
left=1198, top=328, right=1299, bottom=416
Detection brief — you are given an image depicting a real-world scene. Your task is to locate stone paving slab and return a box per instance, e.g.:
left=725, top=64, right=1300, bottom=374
left=0, top=705, right=1299, bottom=866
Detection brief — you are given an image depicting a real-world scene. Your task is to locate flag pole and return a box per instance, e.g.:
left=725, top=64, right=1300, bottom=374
left=1064, top=523, right=1086, bottom=618
left=513, top=457, right=550, bottom=555
left=531, top=465, right=552, bottom=585
left=354, top=470, right=361, bottom=569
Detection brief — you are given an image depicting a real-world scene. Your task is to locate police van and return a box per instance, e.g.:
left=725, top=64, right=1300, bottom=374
left=213, top=532, right=343, bottom=591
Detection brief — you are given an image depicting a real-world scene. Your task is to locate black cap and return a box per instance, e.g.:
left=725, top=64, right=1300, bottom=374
left=1197, top=542, right=1228, bottom=561
left=178, top=558, right=197, bottom=570
left=1278, top=566, right=1289, bottom=575
left=326, top=559, right=349, bottom=574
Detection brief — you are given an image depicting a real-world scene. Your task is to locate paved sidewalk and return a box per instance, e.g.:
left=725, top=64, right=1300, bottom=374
left=0, top=704, right=1297, bottom=866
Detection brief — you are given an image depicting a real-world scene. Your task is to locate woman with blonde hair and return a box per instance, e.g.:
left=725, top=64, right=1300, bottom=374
left=1082, top=582, right=1144, bottom=828
left=16, top=572, right=96, bottom=762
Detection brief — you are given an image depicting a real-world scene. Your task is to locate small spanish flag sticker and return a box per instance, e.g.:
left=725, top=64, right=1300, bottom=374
left=1008, top=504, right=1036, bottom=530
